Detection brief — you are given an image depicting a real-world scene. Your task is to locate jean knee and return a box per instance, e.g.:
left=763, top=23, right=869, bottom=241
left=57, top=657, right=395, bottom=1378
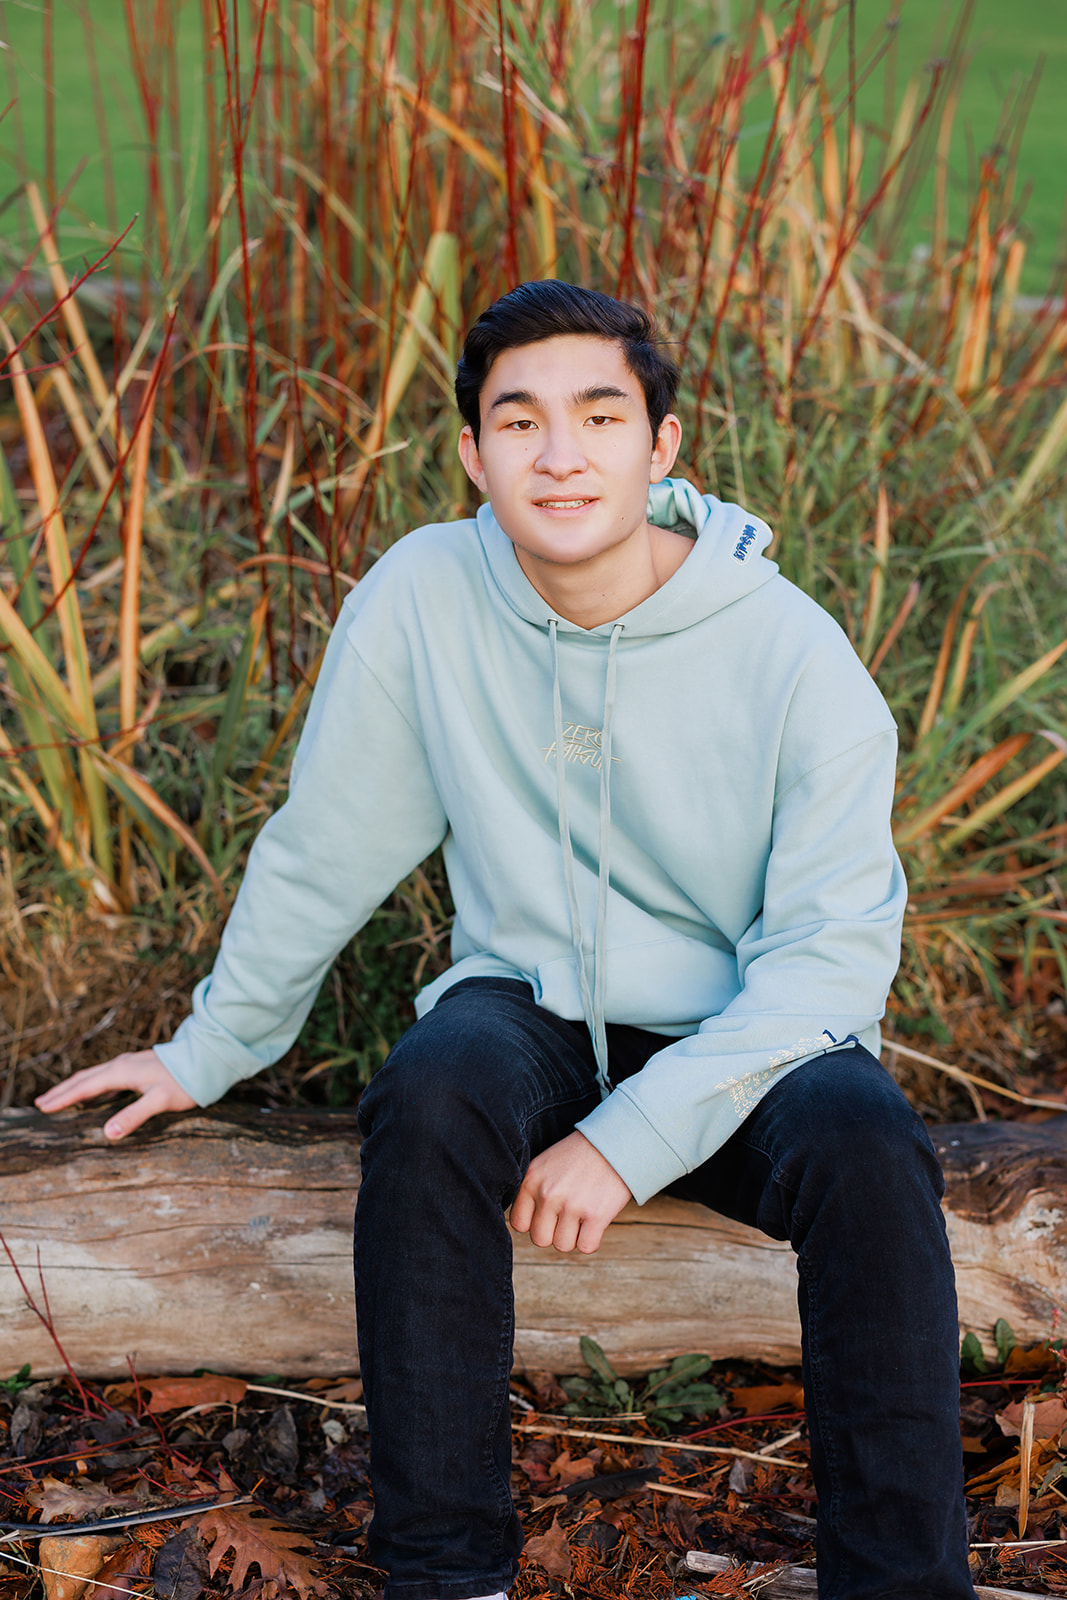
left=359, top=992, right=547, bottom=1168
left=774, top=1051, right=944, bottom=1208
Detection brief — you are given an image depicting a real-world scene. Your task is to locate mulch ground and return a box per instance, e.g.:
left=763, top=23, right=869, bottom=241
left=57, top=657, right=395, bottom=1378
left=2, top=1350, right=1067, bottom=1600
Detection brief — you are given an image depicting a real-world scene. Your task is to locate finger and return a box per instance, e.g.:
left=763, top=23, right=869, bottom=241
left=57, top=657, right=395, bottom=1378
left=575, top=1215, right=607, bottom=1255
left=35, top=1066, right=121, bottom=1110
left=550, top=1210, right=581, bottom=1254
left=103, top=1086, right=169, bottom=1142
left=510, top=1184, right=534, bottom=1235
left=528, top=1201, right=564, bottom=1251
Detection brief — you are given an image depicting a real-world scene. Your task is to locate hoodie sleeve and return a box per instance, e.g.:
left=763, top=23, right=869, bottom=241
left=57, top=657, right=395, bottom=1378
left=155, top=595, right=448, bottom=1106
left=575, top=723, right=907, bottom=1206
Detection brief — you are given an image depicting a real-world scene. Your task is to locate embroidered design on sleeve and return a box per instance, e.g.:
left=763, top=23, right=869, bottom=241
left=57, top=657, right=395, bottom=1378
left=720, top=1032, right=836, bottom=1118
left=765, top=1031, right=836, bottom=1069
left=720, top=1064, right=787, bottom=1119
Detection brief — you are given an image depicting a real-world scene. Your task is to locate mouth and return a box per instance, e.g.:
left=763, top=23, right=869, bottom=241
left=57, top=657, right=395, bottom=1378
left=532, top=497, right=597, bottom=511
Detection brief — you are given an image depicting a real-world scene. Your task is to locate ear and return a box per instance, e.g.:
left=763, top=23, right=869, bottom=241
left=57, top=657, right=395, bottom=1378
left=649, top=413, right=683, bottom=484
left=458, top=425, right=488, bottom=492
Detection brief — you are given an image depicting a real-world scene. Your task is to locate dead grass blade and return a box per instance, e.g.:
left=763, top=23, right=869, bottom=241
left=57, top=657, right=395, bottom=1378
left=91, top=749, right=225, bottom=903
left=895, top=733, right=1030, bottom=847
left=24, top=182, right=126, bottom=453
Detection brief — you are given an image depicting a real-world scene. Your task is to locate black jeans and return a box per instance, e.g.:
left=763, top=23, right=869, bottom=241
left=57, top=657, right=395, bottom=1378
left=354, top=978, right=975, bottom=1600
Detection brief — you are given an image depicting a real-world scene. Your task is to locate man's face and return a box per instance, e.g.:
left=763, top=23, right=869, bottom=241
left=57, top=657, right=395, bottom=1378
left=457, top=335, right=680, bottom=586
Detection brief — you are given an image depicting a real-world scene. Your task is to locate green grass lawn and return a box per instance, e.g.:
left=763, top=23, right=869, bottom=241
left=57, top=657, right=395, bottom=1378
left=0, top=0, right=202, bottom=260
left=728, top=0, right=1066, bottom=294
left=0, top=0, right=1063, bottom=291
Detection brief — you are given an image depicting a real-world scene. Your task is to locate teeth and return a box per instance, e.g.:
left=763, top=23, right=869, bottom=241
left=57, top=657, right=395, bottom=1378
left=539, top=499, right=590, bottom=508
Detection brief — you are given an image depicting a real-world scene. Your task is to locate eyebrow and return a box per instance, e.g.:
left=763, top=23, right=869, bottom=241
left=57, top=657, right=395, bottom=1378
left=485, top=383, right=634, bottom=416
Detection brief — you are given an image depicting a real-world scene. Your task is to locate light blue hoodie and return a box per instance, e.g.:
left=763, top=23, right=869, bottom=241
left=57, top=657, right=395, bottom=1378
left=157, top=478, right=906, bottom=1205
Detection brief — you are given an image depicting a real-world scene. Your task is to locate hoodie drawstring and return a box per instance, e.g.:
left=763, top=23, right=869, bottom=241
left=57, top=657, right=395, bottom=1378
left=549, top=618, right=623, bottom=1096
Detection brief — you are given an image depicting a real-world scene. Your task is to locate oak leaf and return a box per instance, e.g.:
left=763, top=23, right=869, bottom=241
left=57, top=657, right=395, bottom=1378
left=549, top=1449, right=599, bottom=1487
left=524, top=1515, right=572, bottom=1581
left=27, top=1479, right=140, bottom=1526
left=194, top=1506, right=329, bottom=1598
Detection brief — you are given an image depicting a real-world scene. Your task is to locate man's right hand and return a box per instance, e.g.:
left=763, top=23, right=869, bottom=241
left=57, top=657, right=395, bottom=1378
left=34, top=1050, right=197, bottom=1140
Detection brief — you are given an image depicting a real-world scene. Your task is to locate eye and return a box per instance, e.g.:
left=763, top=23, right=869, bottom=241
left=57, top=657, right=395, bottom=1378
left=586, top=414, right=613, bottom=426
left=506, top=418, right=536, bottom=431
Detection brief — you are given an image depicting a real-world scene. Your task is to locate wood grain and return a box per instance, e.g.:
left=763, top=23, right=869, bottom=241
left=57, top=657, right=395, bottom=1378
left=1, top=1106, right=1064, bottom=1378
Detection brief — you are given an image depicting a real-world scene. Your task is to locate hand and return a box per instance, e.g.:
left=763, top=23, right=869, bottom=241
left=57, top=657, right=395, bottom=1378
left=34, top=1049, right=197, bottom=1140
left=510, top=1130, right=632, bottom=1255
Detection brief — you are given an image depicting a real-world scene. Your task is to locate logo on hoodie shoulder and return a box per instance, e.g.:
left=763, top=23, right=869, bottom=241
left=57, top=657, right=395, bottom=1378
left=732, top=522, right=758, bottom=561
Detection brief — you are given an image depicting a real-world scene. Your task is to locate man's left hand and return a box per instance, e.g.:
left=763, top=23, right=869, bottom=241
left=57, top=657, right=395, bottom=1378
left=510, top=1131, right=632, bottom=1255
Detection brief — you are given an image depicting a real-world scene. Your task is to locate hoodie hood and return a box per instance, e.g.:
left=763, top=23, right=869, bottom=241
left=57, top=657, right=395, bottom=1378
left=475, top=475, right=779, bottom=637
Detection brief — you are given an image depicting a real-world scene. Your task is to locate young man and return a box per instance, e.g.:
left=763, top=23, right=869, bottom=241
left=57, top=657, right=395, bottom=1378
left=39, top=282, right=976, bottom=1600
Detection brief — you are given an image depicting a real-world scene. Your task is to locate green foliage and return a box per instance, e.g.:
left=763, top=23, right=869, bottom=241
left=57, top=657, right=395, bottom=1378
left=960, top=1331, right=989, bottom=1378
left=994, top=1317, right=1017, bottom=1367
left=559, top=1338, right=724, bottom=1433
left=0, top=0, right=1065, bottom=1075
left=0, top=1363, right=33, bottom=1397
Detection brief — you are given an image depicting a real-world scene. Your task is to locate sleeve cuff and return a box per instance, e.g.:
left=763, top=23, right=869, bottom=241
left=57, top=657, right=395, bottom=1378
left=575, top=1088, right=691, bottom=1206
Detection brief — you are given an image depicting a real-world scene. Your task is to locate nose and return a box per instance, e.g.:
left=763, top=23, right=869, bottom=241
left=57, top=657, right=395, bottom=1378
left=534, top=423, right=588, bottom=479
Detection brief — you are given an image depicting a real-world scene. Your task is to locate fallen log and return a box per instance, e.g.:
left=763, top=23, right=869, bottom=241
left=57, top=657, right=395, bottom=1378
left=0, top=1106, right=1064, bottom=1379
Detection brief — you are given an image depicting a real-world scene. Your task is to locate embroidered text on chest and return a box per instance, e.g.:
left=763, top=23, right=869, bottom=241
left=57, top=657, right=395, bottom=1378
left=542, top=723, right=621, bottom=769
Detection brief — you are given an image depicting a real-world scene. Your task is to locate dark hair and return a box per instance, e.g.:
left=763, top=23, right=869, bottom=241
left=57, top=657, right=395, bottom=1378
left=455, top=280, right=679, bottom=445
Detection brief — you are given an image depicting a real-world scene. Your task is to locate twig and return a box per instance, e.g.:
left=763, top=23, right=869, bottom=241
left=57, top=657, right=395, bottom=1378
left=513, top=1421, right=802, bottom=1469
left=245, top=1382, right=365, bottom=1415
left=0, top=1236, right=102, bottom=1415
left=0, top=1494, right=254, bottom=1542
left=0, top=1441, right=144, bottom=1478
left=645, top=1481, right=713, bottom=1501
left=0, top=1546, right=153, bottom=1598
left=883, top=1039, right=1067, bottom=1113
left=756, top=1426, right=806, bottom=1455
left=969, top=1538, right=1067, bottom=1548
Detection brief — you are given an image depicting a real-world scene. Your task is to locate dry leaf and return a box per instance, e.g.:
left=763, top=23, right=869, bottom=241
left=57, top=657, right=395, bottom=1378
left=38, top=1534, right=124, bottom=1600
left=526, top=1371, right=569, bottom=1411
left=966, top=1435, right=1062, bottom=1494
left=727, top=1383, right=804, bottom=1417
left=997, top=1397, right=1067, bottom=1439
left=27, top=1479, right=140, bottom=1526
left=195, top=1506, right=329, bottom=1598
left=153, top=1527, right=211, bottom=1600
left=1004, top=1343, right=1062, bottom=1379
left=549, top=1449, right=599, bottom=1487
left=85, top=1543, right=147, bottom=1600
left=104, top=1377, right=247, bottom=1414
left=307, top=1379, right=363, bottom=1404
left=524, top=1515, right=572, bottom=1581
left=147, top=1377, right=248, bottom=1414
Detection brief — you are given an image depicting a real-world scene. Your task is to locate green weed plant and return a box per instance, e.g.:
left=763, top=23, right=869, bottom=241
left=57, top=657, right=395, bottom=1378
left=0, top=0, right=1065, bottom=1095
left=559, top=1337, right=725, bottom=1432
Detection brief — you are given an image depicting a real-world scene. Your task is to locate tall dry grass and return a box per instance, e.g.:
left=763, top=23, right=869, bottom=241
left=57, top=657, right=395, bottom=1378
left=1, top=0, right=1065, bottom=1096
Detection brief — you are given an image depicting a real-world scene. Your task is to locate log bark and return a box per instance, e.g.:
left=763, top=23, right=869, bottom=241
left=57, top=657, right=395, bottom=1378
left=0, top=1106, right=1064, bottom=1379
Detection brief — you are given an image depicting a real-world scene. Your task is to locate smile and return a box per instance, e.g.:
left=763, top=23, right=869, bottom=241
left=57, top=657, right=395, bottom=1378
left=533, top=498, right=596, bottom=509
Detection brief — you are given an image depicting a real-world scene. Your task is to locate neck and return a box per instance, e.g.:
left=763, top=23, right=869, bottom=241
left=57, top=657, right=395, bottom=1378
left=516, top=521, right=694, bottom=629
